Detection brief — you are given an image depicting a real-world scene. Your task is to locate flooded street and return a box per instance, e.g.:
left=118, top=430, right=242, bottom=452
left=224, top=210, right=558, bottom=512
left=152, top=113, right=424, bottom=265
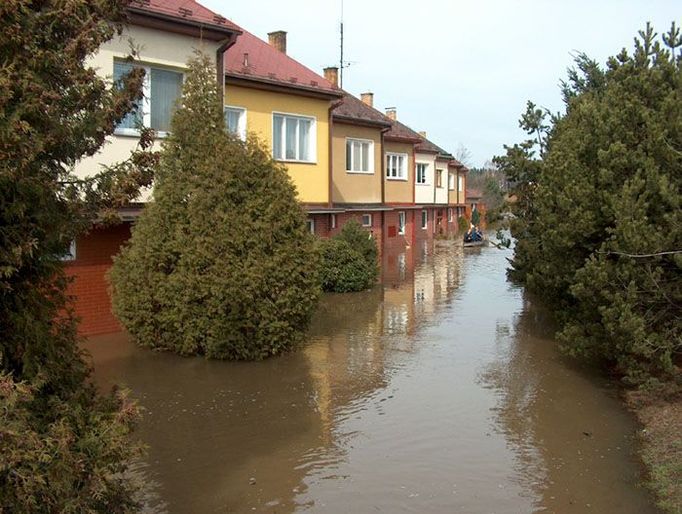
left=85, top=240, right=657, bottom=513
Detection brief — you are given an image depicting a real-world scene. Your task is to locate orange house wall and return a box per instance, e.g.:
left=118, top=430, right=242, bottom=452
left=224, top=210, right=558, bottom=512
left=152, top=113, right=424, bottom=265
left=65, top=224, right=131, bottom=336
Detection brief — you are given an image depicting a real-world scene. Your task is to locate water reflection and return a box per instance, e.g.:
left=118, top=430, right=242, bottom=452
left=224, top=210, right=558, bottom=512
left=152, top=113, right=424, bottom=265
left=84, top=240, right=655, bottom=513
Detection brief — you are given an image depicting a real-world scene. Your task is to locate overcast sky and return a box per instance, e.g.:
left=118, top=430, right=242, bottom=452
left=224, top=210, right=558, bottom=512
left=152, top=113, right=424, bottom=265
left=202, top=0, right=680, bottom=167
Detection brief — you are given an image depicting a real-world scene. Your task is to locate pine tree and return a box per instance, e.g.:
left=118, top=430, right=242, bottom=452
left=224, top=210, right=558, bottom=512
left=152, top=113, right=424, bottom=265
left=1, top=1, right=156, bottom=510
left=110, top=52, right=320, bottom=360
left=496, top=23, right=682, bottom=382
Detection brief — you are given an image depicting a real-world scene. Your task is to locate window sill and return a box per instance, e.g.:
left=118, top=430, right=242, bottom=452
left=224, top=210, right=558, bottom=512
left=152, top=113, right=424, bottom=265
left=386, top=177, right=408, bottom=181
left=114, top=128, right=169, bottom=139
left=416, top=183, right=431, bottom=186
left=346, top=170, right=375, bottom=175
left=275, top=159, right=318, bottom=165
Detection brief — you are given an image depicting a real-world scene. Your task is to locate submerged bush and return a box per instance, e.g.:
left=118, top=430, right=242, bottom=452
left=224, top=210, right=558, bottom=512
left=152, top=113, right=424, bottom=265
left=318, top=238, right=376, bottom=292
left=458, top=216, right=469, bottom=233
left=318, top=220, right=379, bottom=292
left=110, top=53, right=320, bottom=360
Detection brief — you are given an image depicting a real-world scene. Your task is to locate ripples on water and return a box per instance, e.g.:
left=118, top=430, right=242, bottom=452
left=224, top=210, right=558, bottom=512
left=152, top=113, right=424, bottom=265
left=85, top=236, right=656, bottom=513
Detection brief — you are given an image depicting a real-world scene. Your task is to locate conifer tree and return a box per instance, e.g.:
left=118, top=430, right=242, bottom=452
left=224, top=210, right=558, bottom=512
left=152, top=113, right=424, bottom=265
left=110, top=52, right=320, bottom=360
left=1, top=1, right=156, bottom=510
left=496, top=23, right=682, bottom=382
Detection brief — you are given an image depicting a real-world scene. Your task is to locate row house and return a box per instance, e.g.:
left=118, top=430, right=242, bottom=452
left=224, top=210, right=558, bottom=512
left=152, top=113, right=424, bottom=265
left=65, top=0, right=472, bottom=336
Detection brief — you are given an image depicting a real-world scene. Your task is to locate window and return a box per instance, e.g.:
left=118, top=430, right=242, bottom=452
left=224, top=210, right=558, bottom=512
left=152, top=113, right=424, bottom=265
left=458, top=175, right=464, bottom=192
left=273, top=113, right=315, bottom=162
left=331, top=213, right=337, bottom=229
left=448, top=208, right=454, bottom=222
left=386, top=153, right=407, bottom=180
left=224, top=106, right=246, bottom=140
left=421, top=209, right=428, bottom=229
left=436, top=169, right=444, bottom=188
left=306, top=219, right=315, bottom=235
left=114, top=60, right=183, bottom=135
left=398, top=211, right=406, bottom=235
left=416, top=163, right=428, bottom=185
left=59, top=240, right=77, bottom=262
left=448, top=171, right=455, bottom=190
left=346, top=138, right=374, bottom=173
left=362, top=214, right=372, bottom=227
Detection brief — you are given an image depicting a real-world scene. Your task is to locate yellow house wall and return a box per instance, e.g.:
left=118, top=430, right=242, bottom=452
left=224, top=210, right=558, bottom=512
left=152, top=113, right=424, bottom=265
left=226, top=84, right=331, bottom=204
left=384, top=141, right=414, bottom=204
left=331, top=123, right=382, bottom=204
left=74, top=25, right=220, bottom=202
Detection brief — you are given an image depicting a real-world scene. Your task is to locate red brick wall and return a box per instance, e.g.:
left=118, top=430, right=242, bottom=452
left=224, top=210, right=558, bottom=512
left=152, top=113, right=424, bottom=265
left=383, top=209, right=414, bottom=250
left=65, top=224, right=131, bottom=336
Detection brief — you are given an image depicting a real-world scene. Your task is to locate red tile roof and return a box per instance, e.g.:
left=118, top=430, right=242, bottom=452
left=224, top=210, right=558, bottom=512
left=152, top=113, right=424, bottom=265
left=466, top=188, right=483, bottom=199
left=224, top=27, right=341, bottom=97
left=385, top=119, right=423, bottom=144
left=333, top=93, right=392, bottom=127
left=128, top=0, right=240, bottom=33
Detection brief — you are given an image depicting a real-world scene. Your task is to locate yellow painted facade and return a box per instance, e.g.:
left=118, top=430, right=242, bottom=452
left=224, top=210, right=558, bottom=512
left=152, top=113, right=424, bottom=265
left=225, top=84, right=332, bottom=204
left=331, top=123, right=383, bottom=204
left=383, top=141, right=415, bottom=204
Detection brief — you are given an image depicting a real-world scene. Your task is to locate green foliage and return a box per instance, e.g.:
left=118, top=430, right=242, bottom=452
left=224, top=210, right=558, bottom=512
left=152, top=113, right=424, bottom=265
left=458, top=216, right=469, bottom=233
left=471, top=208, right=481, bottom=226
left=318, top=238, right=376, bottom=293
left=110, top=53, right=320, bottom=361
left=0, top=1, right=154, bottom=510
left=317, top=220, right=379, bottom=293
left=496, top=23, right=682, bottom=383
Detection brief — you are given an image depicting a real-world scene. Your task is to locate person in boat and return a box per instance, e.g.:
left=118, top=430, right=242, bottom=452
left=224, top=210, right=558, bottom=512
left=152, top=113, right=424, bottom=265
left=464, top=224, right=483, bottom=243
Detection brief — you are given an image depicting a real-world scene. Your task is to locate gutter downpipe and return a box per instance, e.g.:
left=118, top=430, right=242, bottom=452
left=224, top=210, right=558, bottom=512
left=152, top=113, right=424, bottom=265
left=328, top=99, right=344, bottom=211
left=380, top=126, right=391, bottom=251
left=216, top=32, right=239, bottom=108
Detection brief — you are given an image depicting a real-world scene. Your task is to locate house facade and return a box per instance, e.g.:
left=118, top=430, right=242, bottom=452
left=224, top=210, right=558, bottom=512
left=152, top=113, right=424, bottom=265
left=66, top=0, right=240, bottom=336
left=64, top=0, right=474, bottom=337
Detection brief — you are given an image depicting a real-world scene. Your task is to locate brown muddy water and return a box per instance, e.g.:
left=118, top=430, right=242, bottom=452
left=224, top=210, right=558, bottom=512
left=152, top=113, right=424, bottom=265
left=84, top=239, right=657, bottom=513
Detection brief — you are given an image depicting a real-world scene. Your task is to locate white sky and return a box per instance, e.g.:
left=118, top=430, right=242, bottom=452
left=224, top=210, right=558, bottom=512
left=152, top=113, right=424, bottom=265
left=201, top=0, right=680, bottom=167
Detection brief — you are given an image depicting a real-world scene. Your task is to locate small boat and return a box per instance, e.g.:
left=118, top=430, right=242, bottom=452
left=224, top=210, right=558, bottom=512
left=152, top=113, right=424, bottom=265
left=463, top=239, right=487, bottom=248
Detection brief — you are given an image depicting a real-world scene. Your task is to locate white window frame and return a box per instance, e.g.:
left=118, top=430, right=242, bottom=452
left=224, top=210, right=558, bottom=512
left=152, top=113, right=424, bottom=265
left=448, top=208, right=454, bottom=222
left=59, top=240, right=77, bottom=262
left=421, top=209, right=428, bottom=230
left=361, top=213, right=372, bottom=227
left=272, top=112, right=317, bottom=163
left=386, top=152, right=408, bottom=181
left=436, top=169, right=444, bottom=188
left=458, top=175, right=464, bottom=192
left=346, top=138, right=374, bottom=174
left=448, top=171, right=455, bottom=190
left=113, top=60, right=183, bottom=138
left=306, top=219, right=315, bottom=235
left=331, top=213, right=337, bottom=229
left=416, top=162, right=429, bottom=185
left=224, top=105, right=247, bottom=140
left=398, top=211, right=406, bottom=235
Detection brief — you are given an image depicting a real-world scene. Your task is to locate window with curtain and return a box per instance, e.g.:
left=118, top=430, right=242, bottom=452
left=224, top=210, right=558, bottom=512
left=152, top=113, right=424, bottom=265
left=458, top=175, right=464, bottom=192
left=346, top=138, right=373, bottom=172
left=273, top=113, right=315, bottom=162
left=448, top=171, right=455, bottom=190
left=386, top=153, right=407, bottom=179
left=398, top=211, right=406, bottom=235
left=436, top=169, right=444, bottom=188
left=421, top=210, right=428, bottom=229
left=114, top=60, right=182, bottom=135
left=224, top=106, right=247, bottom=139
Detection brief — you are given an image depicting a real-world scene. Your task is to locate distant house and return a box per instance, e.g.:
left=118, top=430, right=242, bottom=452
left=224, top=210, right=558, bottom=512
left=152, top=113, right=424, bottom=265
left=465, top=188, right=485, bottom=225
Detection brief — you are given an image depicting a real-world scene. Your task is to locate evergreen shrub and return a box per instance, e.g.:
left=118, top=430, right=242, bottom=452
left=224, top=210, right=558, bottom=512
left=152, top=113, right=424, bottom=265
left=318, top=238, right=376, bottom=292
left=110, top=53, right=320, bottom=360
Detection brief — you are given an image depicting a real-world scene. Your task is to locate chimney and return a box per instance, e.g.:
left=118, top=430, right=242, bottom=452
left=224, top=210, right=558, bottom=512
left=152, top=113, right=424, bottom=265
left=323, top=66, right=339, bottom=88
left=268, top=31, right=287, bottom=54
left=360, top=92, right=374, bottom=107
left=385, top=107, right=397, bottom=121
left=419, top=131, right=427, bottom=138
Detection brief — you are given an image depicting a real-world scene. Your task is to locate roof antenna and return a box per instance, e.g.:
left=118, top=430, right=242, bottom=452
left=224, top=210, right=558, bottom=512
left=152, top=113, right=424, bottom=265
left=340, top=0, right=344, bottom=88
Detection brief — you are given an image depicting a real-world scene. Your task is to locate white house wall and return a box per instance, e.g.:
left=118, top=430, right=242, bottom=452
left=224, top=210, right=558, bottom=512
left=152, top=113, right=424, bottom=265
left=74, top=25, right=220, bottom=202
left=414, top=152, right=436, bottom=205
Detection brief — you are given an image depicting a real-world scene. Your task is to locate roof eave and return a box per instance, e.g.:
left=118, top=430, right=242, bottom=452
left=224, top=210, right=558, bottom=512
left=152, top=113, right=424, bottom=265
left=126, top=7, right=241, bottom=41
left=226, top=73, right=343, bottom=100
